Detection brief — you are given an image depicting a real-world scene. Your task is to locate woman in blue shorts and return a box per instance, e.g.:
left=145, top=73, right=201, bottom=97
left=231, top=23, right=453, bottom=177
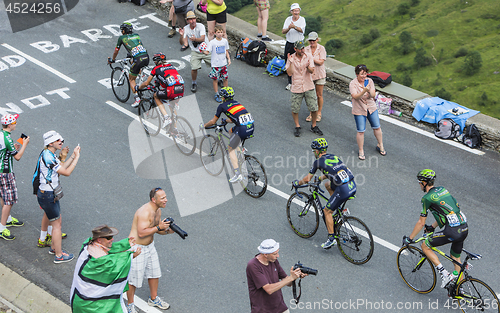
left=349, top=64, right=386, bottom=160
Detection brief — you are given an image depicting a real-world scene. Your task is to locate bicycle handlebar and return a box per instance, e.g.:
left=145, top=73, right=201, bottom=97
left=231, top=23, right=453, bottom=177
left=203, top=119, right=229, bottom=133
left=108, top=57, right=131, bottom=69
left=291, top=176, right=325, bottom=194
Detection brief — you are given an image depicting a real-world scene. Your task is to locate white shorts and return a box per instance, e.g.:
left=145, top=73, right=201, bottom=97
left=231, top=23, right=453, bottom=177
left=128, top=241, right=162, bottom=288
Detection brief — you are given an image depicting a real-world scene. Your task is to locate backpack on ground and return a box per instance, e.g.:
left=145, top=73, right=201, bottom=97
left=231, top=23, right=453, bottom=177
left=461, top=123, right=482, bottom=149
left=131, top=0, right=146, bottom=5
left=367, top=71, right=392, bottom=88
left=434, top=118, right=461, bottom=140
left=235, top=38, right=253, bottom=61
left=245, top=40, right=267, bottom=67
left=266, top=56, right=286, bottom=76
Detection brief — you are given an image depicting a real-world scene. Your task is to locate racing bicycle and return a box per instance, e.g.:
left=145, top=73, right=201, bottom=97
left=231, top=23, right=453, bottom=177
left=397, top=233, right=499, bottom=312
left=108, top=57, right=152, bottom=103
left=137, top=86, right=196, bottom=155
left=199, top=120, right=267, bottom=198
left=288, top=177, right=374, bottom=265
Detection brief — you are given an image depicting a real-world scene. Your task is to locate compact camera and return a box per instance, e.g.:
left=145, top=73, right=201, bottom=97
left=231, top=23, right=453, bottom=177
left=164, top=217, right=188, bottom=240
left=293, top=262, right=317, bottom=276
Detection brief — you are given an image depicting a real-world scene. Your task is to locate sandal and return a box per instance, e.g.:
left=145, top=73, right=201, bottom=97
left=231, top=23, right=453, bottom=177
left=317, top=114, right=322, bottom=122
left=358, top=152, right=365, bottom=160
left=376, top=146, right=387, bottom=156
left=180, top=45, right=189, bottom=52
left=305, top=114, right=312, bottom=122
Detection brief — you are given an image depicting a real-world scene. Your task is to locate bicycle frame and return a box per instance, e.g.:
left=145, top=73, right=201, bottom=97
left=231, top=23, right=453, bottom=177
left=408, top=234, right=480, bottom=295
left=201, top=121, right=244, bottom=173
left=293, top=179, right=350, bottom=226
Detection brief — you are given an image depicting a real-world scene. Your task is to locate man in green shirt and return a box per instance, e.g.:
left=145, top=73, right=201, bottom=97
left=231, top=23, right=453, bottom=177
left=404, top=169, right=468, bottom=289
left=0, top=114, right=30, bottom=240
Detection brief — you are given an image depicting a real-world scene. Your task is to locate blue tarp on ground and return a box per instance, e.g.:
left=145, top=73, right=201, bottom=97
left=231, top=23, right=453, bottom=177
left=412, top=97, right=480, bottom=132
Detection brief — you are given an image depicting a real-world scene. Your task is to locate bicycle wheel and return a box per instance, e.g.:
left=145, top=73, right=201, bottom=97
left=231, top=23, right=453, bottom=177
left=111, top=67, right=130, bottom=103
left=240, top=155, right=267, bottom=198
left=397, top=245, right=437, bottom=294
left=172, top=116, right=196, bottom=155
left=138, top=100, right=161, bottom=136
left=199, top=134, right=224, bottom=176
left=286, top=192, right=320, bottom=238
left=335, top=216, right=374, bottom=265
left=456, top=277, right=500, bottom=313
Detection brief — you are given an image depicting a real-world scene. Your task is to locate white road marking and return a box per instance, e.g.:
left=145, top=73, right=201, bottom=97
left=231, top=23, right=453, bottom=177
left=341, top=100, right=485, bottom=155
left=1, top=43, right=76, bottom=83
left=107, top=100, right=402, bottom=253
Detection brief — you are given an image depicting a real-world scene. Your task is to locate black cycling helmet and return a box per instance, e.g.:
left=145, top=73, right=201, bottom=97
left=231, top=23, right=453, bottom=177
left=219, top=87, right=234, bottom=100
left=120, top=22, right=133, bottom=34
left=417, top=169, right=436, bottom=183
left=153, top=53, right=166, bottom=64
left=311, top=138, right=328, bottom=152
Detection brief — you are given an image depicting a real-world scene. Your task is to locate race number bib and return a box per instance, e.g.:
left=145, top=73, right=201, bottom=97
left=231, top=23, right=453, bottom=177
left=130, top=45, right=146, bottom=57
left=446, top=213, right=460, bottom=227
left=337, top=170, right=349, bottom=183
left=166, top=75, right=184, bottom=86
left=238, top=113, right=254, bottom=125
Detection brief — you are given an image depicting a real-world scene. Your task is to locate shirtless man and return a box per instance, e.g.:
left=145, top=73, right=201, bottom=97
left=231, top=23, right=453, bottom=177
left=126, top=187, right=174, bottom=313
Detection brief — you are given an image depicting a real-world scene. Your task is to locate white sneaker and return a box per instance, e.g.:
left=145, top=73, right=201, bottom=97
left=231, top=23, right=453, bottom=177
left=126, top=303, right=137, bottom=313
left=285, top=83, right=291, bottom=91
left=321, top=237, right=337, bottom=249
left=229, top=173, right=243, bottom=183
left=148, top=296, right=170, bottom=309
left=441, top=273, right=453, bottom=288
left=131, top=98, right=141, bottom=108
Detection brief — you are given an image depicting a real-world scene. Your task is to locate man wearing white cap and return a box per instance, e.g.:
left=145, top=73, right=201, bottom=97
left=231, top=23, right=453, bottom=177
left=246, top=239, right=304, bottom=313
left=282, top=3, right=306, bottom=90
left=0, top=114, right=29, bottom=240
left=33, top=130, right=81, bottom=263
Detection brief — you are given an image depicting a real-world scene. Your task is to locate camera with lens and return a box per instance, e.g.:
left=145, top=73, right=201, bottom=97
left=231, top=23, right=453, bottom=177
left=192, top=41, right=200, bottom=48
left=164, top=217, right=188, bottom=240
left=293, top=261, right=317, bottom=276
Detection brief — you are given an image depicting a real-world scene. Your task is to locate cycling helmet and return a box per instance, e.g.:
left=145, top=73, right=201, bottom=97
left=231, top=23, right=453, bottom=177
left=417, top=169, right=436, bottom=183
left=311, top=138, right=328, bottom=152
left=153, top=53, right=166, bottom=64
left=219, top=87, right=234, bottom=100
left=120, top=22, right=133, bottom=34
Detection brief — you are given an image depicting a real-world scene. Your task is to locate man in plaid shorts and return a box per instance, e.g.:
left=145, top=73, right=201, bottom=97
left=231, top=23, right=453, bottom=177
left=126, top=187, right=174, bottom=313
left=0, top=114, right=30, bottom=240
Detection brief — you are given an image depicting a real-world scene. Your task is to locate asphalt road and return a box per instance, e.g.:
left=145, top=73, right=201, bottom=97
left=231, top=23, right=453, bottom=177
left=1, top=1, right=499, bottom=312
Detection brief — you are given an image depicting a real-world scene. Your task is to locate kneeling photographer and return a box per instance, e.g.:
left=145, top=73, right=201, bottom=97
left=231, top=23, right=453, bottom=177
left=246, top=239, right=313, bottom=313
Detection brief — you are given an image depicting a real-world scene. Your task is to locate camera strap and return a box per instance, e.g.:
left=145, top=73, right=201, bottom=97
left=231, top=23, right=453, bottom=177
left=292, top=278, right=302, bottom=304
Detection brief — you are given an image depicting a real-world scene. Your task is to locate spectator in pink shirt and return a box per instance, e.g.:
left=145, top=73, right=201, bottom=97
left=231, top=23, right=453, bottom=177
left=286, top=40, right=323, bottom=137
left=349, top=64, right=386, bottom=160
left=304, top=32, right=326, bottom=123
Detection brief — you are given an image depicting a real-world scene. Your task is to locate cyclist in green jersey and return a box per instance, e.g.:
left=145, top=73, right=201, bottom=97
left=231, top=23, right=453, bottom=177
left=108, top=22, right=150, bottom=108
left=404, top=169, right=468, bottom=288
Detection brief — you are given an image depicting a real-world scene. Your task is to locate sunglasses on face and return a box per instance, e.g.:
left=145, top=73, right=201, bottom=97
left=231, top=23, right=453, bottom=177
left=104, top=236, right=114, bottom=240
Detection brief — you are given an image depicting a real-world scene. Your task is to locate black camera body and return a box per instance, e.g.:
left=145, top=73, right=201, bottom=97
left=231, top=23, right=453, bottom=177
left=293, top=261, right=317, bottom=276
left=164, top=217, right=188, bottom=240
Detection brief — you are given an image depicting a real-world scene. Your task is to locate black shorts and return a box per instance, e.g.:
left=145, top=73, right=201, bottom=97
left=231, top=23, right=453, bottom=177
left=425, top=223, right=468, bottom=258
left=207, top=9, right=227, bottom=24
left=130, top=55, right=150, bottom=76
left=229, top=124, right=254, bottom=149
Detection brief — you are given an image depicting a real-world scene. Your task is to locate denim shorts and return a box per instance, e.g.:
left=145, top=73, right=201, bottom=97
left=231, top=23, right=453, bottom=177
left=354, top=109, right=381, bottom=132
left=37, top=190, right=61, bottom=221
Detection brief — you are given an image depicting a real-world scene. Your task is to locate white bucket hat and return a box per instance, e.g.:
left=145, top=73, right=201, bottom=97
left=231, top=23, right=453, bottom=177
left=43, top=130, right=64, bottom=146
left=258, top=239, right=279, bottom=254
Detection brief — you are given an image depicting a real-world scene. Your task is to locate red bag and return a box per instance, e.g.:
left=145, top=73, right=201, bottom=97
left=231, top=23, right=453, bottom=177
left=367, top=71, right=392, bottom=88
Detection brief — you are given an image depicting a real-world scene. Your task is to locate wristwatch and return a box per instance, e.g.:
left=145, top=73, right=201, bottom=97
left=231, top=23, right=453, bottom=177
left=157, top=225, right=161, bottom=231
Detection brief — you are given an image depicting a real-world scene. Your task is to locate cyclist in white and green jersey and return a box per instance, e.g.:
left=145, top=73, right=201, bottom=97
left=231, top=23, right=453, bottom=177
left=0, top=114, right=30, bottom=241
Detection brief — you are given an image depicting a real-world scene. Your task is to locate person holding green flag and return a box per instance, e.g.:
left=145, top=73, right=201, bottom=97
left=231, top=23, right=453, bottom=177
left=70, top=225, right=141, bottom=313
